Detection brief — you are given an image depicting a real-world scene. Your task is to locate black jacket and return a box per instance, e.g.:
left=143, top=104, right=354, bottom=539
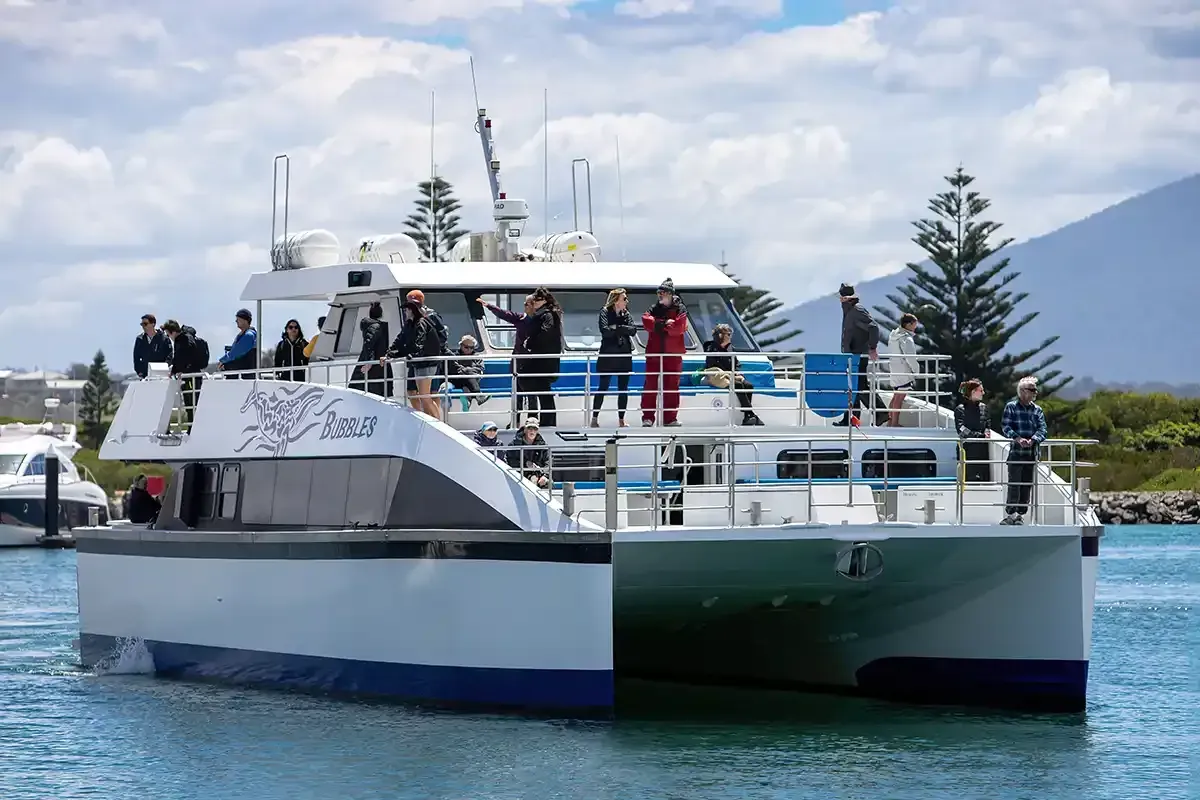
left=703, top=339, right=739, bottom=372
left=127, top=487, right=161, bottom=524
left=598, top=307, right=637, bottom=355
left=452, top=351, right=484, bottom=377
left=841, top=300, right=880, bottom=355
left=170, top=326, right=204, bottom=376
left=388, top=316, right=442, bottom=371
left=133, top=331, right=172, bottom=378
left=955, top=400, right=991, bottom=439
left=522, top=307, right=562, bottom=377
left=357, top=317, right=388, bottom=367
left=506, top=432, right=550, bottom=479
left=274, top=335, right=310, bottom=381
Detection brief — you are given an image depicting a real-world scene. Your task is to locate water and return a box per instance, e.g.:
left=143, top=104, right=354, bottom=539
left=1, top=526, right=1196, bottom=800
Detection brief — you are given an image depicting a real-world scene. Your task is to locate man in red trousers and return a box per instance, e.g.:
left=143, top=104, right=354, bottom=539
left=641, top=278, right=688, bottom=427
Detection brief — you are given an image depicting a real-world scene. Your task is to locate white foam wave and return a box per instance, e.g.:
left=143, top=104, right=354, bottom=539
left=92, top=637, right=156, bottom=675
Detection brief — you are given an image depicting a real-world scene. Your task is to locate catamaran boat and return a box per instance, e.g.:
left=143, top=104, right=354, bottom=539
left=74, top=107, right=1102, bottom=715
left=0, top=400, right=110, bottom=547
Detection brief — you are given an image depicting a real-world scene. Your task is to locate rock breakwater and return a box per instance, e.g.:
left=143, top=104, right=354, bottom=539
left=1092, top=491, right=1200, bottom=525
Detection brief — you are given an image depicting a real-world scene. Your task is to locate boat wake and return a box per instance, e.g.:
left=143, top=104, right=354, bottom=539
left=91, top=636, right=155, bottom=675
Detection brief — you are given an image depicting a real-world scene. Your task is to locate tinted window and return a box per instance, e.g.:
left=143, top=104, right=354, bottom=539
left=334, top=305, right=368, bottom=354
left=686, top=291, right=757, bottom=351
left=22, top=454, right=68, bottom=477
left=421, top=292, right=477, bottom=352
left=556, top=292, right=609, bottom=351
left=0, top=455, right=22, bottom=475
left=862, top=448, right=937, bottom=479
left=777, top=450, right=849, bottom=480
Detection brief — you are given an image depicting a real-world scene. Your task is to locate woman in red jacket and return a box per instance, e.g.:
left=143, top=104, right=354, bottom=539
left=641, top=278, right=688, bottom=426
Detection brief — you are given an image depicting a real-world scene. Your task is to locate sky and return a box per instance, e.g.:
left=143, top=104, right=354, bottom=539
left=2, top=0, right=1198, bottom=373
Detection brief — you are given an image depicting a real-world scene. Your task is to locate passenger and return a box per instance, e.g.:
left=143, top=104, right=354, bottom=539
left=885, top=312, right=920, bottom=427
left=473, top=420, right=503, bottom=457
left=955, top=378, right=992, bottom=483
left=478, top=295, right=538, bottom=421
left=217, top=308, right=259, bottom=378
left=506, top=417, right=550, bottom=489
left=273, top=318, right=309, bottom=382
left=519, top=287, right=563, bottom=428
left=350, top=301, right=391, bottom=397
left=591, top=288, right=637, bottom=428
left=161, top=320, right=208, bottom=426
left=133, top=313, right=171, bottom=379
left=302, top=315, right=326, bottom=360
left=641, top=278, right=688, bottom=427
left=126, top=474, right=161, bottom=524
left=449, top=335, right=490, bottom=412
left=835, top=283, right=880, bottom=426
left=1000, top=376, right=1048, bottom=525
left=703, top=323, right=763, bottom=426
left=386, top=297, right=443, bottom=420
left=405, top=289, right=451, bottom=383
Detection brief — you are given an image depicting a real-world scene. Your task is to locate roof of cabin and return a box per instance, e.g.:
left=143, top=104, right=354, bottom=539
left=241, top=261, right=738, bottom=302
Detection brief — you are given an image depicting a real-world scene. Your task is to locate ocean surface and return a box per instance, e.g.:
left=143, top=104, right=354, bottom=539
left=1, top=525, right=1196, bottom=800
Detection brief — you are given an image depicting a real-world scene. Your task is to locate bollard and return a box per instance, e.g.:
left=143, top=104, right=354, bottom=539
left=747, top=500, right=763, bottom=526
left=44, top=454, right=60, bottom=538
left=562, top=481, right=576, bottom=517
left=88, top=506, right=100, bottom=527
left=1077, top=477, right=1091, bottom=507
left=923, top=498, right=936, bottom=524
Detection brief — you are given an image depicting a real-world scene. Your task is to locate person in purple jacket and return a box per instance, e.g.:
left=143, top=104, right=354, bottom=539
left=478, top=294, right=539, bottom=419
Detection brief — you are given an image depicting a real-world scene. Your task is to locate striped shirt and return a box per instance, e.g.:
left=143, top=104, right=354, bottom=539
left=1001, top=399, right=1047, bottom=461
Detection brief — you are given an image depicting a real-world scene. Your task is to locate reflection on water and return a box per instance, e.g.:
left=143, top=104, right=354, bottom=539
left=0, top=527, right=1196, bottom=800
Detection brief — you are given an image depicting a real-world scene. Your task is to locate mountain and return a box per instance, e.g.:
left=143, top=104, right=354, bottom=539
left=771, top=174, right=1200, bottom=385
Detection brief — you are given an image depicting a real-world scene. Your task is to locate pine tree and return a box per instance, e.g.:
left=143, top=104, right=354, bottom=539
left=79, top=350, right=116, bottom=449
left=402, top=177, right=466, bottom=262
left=874, top=166, right=1069, bottom=411
left=719, top=256, right=803, bottom=352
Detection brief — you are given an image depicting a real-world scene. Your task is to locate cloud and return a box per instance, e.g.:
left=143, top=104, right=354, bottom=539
left=0, top=0, right=1198, bottom=373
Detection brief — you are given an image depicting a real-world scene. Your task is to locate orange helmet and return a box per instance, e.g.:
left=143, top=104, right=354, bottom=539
left=406, top=289, right=425, bottom=304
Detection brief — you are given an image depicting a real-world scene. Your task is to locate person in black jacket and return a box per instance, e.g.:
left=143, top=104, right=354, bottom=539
left=133, top=313, right=171, bottom=379
left=350, top=302, right=391, bottom=397
left=836, top=282, right=882, bottom=426
left=703, top=324, right=763, bottom=426
left=126, top=474, right=161, bottom=524
left=273, top=319, right=309, bottom=381
left=506, top=417, right=550, bottom=489
left=449, top=334, right=490, bottom=412
left=955, top=378, right=993, bottom=482
left=162, top=320, right=207, bottom=427
left=520, top=287, right=563, bottom=427
left=385, top=298, right=443, bottom=420
left=591, top=288, right=637, bottom=428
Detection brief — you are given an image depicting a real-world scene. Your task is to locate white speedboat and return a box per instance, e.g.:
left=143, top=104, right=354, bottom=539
left=0, top=401, right=110, bottom=546
left=74, top=108, right=1101, bottom=715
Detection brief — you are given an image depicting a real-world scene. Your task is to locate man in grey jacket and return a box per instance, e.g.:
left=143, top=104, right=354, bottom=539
left=836, top=283, right=881, bottom=426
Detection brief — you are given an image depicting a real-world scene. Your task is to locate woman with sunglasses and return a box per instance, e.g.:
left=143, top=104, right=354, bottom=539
left=273, top=318, right=310, bottom=381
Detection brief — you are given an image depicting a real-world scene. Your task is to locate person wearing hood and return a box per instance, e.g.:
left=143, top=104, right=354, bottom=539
left=505, top=417, right=550, bottom=489
left=273, top=319, right=310, bottom=381
left=885, top=313, right=920, bottom=427
left=350, top=301, right=391, bottom=397
left=640, top=278, right=688, bottom=427
left=127, top=474, right=162, bottom=524
left=217, top=308, right=258, bottom=378
left=473, top=420, right=503, bottom=457
left=162, top=319, right=208, bottom=426
left=836, top=283, right=881, bottom=426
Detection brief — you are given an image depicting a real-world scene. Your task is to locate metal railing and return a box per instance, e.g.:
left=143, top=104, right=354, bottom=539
left=162, top=349, right=955, bottom=434
left=534, top=431, right=1098, bottom=530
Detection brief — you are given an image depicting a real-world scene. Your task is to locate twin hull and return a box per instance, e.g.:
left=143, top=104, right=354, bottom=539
left=77, top=525, right=1098, bottom=714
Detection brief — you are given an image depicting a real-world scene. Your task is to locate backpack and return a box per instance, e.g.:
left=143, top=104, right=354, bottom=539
left=427, top=309, right=450, bottom=353
left=193, top=336, right=211, bottom=370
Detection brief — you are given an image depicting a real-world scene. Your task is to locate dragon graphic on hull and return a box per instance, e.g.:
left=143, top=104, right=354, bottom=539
left=236, top=385, right=342, bottom=457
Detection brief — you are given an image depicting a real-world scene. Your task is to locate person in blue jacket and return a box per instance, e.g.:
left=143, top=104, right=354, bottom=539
left=217, top=308, right=258, bottom=378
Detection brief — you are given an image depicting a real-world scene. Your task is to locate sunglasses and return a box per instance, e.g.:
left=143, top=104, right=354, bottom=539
left=286, top=326, right=299, bottom=330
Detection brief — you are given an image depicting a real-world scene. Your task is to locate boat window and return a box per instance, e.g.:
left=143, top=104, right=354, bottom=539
left=421, top=292, right=476, bottom=351
left=0, top=455, right=23, bottom=475
left=684, top=291, right=759, bottom=351
left=556, top=292, right=608, bottom=351
left=626, top=291, right=712, bottom=351
left=777, top=450, right=849, bottom=480
left=22, top=454, right=68, bottom=477
left=219, top=464, right=240, bottom=519
left=334, top=305, right=368, bottom=355
left=862, top=448, right=937, bottom=480
left=197, top=464, right=220, bottom=519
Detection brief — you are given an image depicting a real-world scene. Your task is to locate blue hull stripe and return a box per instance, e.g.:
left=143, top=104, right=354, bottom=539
left=81, top=634, right=614, bottom=714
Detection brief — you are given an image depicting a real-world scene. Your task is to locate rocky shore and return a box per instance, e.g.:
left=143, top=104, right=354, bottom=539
left=1092, top=491, right=1200, bottom=525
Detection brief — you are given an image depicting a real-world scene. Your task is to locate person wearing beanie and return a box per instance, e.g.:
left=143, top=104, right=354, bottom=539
left=835, top=283, right=881, bottom=425
left=640, top=277, right=688, bottom=427
left=217, top=307, right=259, bottom=378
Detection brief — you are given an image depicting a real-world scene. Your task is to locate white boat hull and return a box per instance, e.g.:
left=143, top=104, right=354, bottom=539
left=0, top=523, right=41, bottom=547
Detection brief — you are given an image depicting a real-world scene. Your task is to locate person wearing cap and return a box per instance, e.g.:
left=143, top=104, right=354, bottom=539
left=217, top=308, right=259, bottom=378
left=836, top=283, right=881, bottom=426
left=1000, top=376, right=1048, bottom=525
left=449, top=334, right=490, bottom=412
left=505, top=417, right=550, bottom=489
left=473, top=421, right=503, bottom=457
left=640, top=277, right=688, bottom=427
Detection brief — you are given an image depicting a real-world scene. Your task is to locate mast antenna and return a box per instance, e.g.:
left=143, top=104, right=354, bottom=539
left=469, top=57, right=528, bottom=261
left=543, top=88, right=549, bottom=238
left=429, top=90, right=436, bottom=262
left=615, top=135, right=626, bottom=261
